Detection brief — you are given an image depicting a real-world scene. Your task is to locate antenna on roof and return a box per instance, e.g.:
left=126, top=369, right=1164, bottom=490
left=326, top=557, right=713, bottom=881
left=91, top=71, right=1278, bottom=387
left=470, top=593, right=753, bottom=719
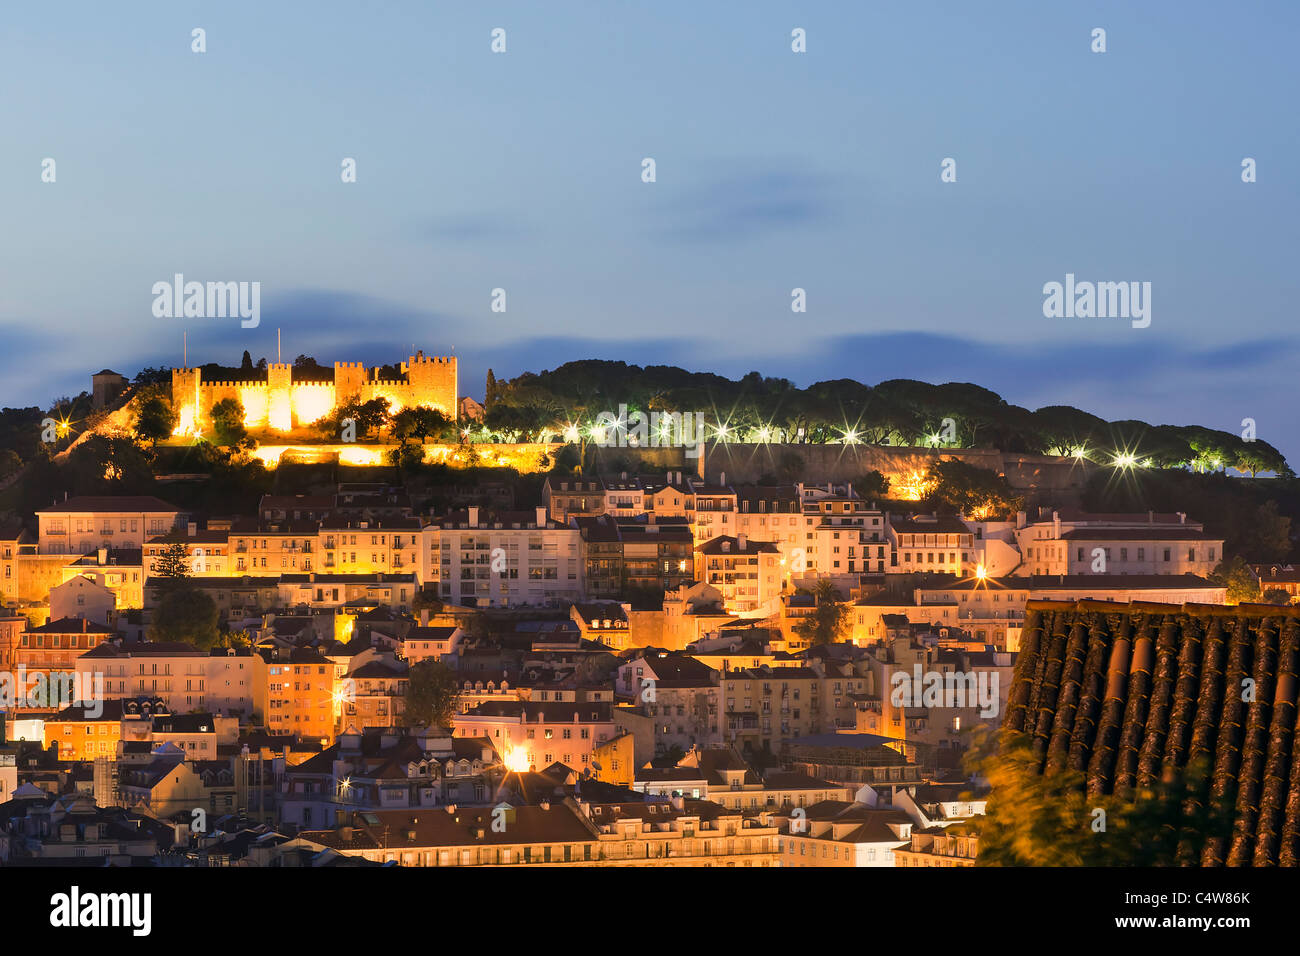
left=183, top=331, right=187, bottom=368
left=277, top=328, right=282, bottom=364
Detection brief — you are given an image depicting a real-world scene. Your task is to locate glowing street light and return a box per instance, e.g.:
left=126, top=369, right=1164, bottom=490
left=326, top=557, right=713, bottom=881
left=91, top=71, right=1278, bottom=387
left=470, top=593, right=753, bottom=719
left=503, top=747, right=530, bottom=772
left=975, top=564, right=988, bottom=581
left=1113, top=452, right=1137, bottom=468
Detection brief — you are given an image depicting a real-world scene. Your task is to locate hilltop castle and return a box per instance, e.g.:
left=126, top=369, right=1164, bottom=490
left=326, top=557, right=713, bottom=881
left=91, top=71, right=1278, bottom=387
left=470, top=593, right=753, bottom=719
left=171, top=351, right=457, bottom=434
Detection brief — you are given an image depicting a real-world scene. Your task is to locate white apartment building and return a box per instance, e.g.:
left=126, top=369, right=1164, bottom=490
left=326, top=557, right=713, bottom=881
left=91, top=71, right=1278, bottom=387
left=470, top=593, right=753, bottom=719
left=1057, top=529, right=1221, bottom=576
left=694, top=535, right=783, bottom=616
left=37, top=496, right=185, bottom=556
left=800, top=484, right=890, bottom=579
left=318, top=517, right=421, bottom=576
left=887, top=514, right=977, bottom=576
left=75, top=643, right=265, bottom=719
left=1012, top=509, right=1217, bottom=577
left=602, top=475, right=647, bottom=518
left=277, top=572, right=420, bottom=611
left=423, top=507, right=583, bottom=608
left=909, top=573, right=1227, bottom=647
left=687, top=476, right=739, bottom=545
left=542, top=476, right=606, bottom=522
left=733, top=484, right=891, bottom=590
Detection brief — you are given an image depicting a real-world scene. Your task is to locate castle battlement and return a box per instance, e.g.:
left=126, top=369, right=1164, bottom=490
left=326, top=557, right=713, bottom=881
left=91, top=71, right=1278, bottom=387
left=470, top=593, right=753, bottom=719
left=206, top=380, right=268, bottom=389
left=171, top=352, right=457, bottom=436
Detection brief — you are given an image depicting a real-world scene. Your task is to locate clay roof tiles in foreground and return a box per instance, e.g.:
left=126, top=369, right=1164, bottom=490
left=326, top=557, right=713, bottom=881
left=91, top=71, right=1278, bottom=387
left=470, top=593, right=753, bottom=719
left=1005, top=600, right=1300, bottom=866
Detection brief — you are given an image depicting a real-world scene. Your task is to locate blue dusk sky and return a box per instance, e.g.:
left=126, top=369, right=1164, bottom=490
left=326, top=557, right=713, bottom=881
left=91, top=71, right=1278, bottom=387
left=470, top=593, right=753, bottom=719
left=1, top=2, right=1297, bottom=456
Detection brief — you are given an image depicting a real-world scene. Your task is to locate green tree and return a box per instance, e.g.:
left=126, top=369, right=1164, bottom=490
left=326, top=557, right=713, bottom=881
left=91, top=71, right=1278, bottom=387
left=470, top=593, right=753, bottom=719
left=975, top=732, right=1232, bottom=866
left=793, top=579, right=851, bottom=646
left=314, top=396, right=391, bottom=441
left=404, top=658, right=460, bottom=729
left=150, top=586, right=220, bottom=647
left=412, top=589, right=443, bottom=615
left=1262, top=588, right=1291, bottom=605
left=1209, top=555, right=1262, bottom=604
left=925, top=458, right=1023, bottom=519
left=393, top=406, right=454, bottom=445
left=1242, top=500, right=1292, bottom=562
left=151, top=541, right=194, bottom=589
left=0, top=448, right=21, bottom=479
left=852, top=470, right=890, bottom=500
left=209, top=397, right=248, bottom=447
left=134, top=395, right=176, bottom=446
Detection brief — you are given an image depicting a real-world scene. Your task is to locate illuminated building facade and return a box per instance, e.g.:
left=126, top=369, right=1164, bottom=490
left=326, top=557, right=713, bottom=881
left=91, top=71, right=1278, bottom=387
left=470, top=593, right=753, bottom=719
left=171, top=351, right=457, bottom=435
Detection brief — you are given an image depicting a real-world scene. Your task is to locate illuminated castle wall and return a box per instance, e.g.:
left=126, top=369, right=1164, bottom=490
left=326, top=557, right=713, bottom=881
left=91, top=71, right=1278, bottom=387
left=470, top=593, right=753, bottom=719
left=171, top=351, right=457, bottom=434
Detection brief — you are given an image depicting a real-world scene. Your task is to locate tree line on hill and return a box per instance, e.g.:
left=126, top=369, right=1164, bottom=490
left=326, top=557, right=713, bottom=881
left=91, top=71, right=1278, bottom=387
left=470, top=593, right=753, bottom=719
left=484, top=360, right=1290, bottom=476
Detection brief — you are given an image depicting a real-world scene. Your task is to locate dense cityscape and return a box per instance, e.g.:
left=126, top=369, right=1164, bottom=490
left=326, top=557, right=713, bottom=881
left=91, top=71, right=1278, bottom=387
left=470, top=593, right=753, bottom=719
left=4, top=1, right=1291, bottom=938
left=0, top=353, right=1296, bottom=874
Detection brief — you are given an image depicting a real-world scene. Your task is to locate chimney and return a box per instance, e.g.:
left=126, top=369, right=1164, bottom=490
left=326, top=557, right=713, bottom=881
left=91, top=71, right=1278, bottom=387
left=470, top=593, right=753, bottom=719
left=97, top=547, right=107, bottom=565
left=737, top=533, right=747, bottom=550
left=421, top=608, right=430, bottom=627
left=666, top=470, right=672, bottom=484
left=1178, top=512, right=1186, bottom=524
left=535, top=506, right=547, bottom=528
left=676, top=471, right=682, bottom=484
left=467, top=506, right=480, bottom=526
left=720, top=471, right=726, bottom=486
left=187, top=521, right=197, bottom=537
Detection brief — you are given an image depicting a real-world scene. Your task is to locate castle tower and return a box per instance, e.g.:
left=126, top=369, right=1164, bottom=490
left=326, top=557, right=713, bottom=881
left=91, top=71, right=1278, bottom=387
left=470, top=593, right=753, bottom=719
left=171, top=367, right=202, bottom=435
left=405, top=351, right=457, bottom=418
left=334, top=361, right=367, bottom=406
left=267, top=363, right=292, bottom=432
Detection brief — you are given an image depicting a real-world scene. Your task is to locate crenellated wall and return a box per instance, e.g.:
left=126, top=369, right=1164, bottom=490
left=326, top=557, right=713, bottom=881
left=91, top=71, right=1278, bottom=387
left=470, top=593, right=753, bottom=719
left=171, top=352, right=457, bottom=434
